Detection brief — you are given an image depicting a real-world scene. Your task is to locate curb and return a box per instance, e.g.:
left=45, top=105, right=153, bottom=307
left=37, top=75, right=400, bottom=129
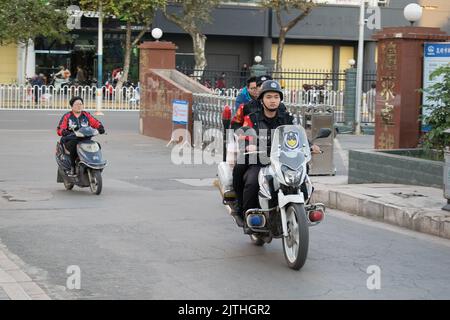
left=312, top=187, right=450, bottom=240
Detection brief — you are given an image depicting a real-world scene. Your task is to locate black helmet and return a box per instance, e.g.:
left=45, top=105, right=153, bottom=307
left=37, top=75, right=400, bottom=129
left=257, top=80, right=283, bottom=101
left=256, top=75, right=272, bottom=86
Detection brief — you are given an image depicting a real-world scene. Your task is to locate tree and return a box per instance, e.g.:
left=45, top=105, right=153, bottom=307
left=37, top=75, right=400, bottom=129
left=261, top=0, right=316, bottom=74
left=421, top=65, right=450, bottom=156
left=80, top=0, right=166, bottom=92
left=0, top=0, right=69, bottom=82
left=163, top=0, right=220, bottom=79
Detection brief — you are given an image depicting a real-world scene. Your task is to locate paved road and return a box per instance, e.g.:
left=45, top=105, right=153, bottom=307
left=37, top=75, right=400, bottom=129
left=0, top=110, right=449, bottom=299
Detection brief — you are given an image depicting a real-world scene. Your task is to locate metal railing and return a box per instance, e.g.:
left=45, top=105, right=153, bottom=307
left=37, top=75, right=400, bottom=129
left=177, top=66, right=377, bottom=92
left=213, top=88, right=375, bottom=124
left=0, top=85, right=140, bottom=111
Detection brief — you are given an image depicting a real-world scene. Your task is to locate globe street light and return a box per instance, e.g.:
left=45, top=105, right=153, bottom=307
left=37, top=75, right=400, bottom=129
left=151, top=28, right=163, bottom=41
left=404, top=3, right=423, bottom=26
left=348, top=59, right=356, bottom=68
left=254, top=55, right=262, bottom=64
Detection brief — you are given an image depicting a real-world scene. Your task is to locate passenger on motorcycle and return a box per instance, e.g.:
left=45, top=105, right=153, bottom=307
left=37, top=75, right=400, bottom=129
left=231, top=80, right=320, bottom=226
left=56, top=96, right=105, bottom=175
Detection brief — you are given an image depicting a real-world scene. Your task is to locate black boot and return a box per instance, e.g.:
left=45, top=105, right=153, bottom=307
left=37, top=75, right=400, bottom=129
left=230, top=204, right=244, bottom=227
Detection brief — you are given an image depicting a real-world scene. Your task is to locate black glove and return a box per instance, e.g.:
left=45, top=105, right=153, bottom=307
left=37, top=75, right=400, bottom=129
left=98, top=125, right=105, bottom=134
left=62, top=129, right=72, bottom=136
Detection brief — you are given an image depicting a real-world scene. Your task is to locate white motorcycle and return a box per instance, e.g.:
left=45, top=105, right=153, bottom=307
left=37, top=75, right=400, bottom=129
left=218, top=125, right=331, bottom=270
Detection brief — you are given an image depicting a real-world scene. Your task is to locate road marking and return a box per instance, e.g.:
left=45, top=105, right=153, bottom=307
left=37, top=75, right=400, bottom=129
left=174, top=178, right=216, bottom=187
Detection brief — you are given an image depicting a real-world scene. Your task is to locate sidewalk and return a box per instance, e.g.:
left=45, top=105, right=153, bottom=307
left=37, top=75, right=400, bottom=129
left=0, top=249, right=50, bottom=300
left=311, top=175, right=450, bottom=240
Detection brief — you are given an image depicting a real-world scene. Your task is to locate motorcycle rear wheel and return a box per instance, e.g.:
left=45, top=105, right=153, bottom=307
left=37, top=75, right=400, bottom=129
left=282, top=203, right=309, bottom=270
left=249, top=234, right=265, bottom=246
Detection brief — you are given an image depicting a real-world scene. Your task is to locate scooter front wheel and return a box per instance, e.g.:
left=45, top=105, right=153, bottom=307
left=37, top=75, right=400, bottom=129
left=282, top=203, right=309, bottom=270
left=88, top=169, right=102, bottom=195
left=63, top=179, right=74, bottom=190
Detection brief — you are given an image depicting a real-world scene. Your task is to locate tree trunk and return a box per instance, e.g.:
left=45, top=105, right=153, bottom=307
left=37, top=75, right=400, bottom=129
left=115, top=22, right=132, bottom=96
left=276, top=29, right=287, bottom=75
left=23, top=40, right=29, bottom=84
left=191, top=32, right=207, bottom=80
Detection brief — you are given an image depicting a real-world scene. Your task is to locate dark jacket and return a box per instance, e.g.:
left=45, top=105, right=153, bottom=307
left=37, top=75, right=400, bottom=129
left=231, top=100, right=287, bottom=131
left=57, top=111, right=103, bottom=140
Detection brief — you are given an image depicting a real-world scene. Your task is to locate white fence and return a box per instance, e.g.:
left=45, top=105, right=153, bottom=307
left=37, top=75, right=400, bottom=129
left=0, top=84, right=375, bottom=123
left=0, top=85, right=140, bottom=111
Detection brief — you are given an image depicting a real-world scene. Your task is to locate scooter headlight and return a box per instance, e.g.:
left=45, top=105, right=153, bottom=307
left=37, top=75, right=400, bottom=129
left=80, top=143, right=100, bottom=153
left=281, top=165, right=302, bottom=186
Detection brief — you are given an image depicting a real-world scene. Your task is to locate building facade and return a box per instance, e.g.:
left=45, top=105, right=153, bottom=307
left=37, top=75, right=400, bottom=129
left=1, top=0, right=449, bottom=85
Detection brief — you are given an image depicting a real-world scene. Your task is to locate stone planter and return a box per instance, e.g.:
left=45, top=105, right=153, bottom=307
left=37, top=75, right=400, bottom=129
left=349, top=149, right=444, bottom=188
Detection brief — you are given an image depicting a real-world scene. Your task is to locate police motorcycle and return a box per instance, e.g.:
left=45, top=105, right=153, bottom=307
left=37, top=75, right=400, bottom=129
left=56, top=125, right=107, bottom=195
left=218, top=110, right=331, bottom=270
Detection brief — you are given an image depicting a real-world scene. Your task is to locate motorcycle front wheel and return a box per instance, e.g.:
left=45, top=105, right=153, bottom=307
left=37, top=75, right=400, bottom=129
left=282, top=203, right=309, bottom=270
left=88, top=169, right=102, bottom=195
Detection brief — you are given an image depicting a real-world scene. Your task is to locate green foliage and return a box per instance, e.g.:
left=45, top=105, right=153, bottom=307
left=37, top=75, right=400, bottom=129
left=421, top=64, right=450, bottom=153
left=80, top=0, right=166, bottom=25
left=0, top=0, right=70, bottom=45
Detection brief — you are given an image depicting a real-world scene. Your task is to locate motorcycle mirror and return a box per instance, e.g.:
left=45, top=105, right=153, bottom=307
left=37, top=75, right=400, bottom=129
left=313, top=128, right=332, bottom=141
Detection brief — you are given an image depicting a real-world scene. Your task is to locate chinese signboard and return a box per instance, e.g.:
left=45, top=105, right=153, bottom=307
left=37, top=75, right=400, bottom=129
left=423, top=42, right=450, bottom=132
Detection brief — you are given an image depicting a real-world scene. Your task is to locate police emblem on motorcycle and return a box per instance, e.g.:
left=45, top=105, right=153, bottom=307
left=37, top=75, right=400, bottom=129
left=284, top=131, right=299, bottom=149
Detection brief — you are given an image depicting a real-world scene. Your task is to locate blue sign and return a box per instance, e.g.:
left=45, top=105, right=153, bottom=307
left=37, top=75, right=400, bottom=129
left=172, top=100, right=189, bottom=125
left=424, top=43, right=450, bottom=58
left=422, top=42, right=450, bottom=132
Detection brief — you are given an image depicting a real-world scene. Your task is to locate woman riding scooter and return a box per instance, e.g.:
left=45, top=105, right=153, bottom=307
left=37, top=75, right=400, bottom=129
left=56, top=96, right=105, bottom=175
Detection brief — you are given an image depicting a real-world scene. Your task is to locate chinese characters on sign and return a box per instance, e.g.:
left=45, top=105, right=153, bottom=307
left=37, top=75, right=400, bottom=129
left=377, top=42, right=397, bottom=149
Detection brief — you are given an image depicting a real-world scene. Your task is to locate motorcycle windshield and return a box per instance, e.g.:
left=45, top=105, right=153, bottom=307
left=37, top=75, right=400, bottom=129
left=78, top=126, right=95, bottom=137
left=270, top=125, right=311, bottom=170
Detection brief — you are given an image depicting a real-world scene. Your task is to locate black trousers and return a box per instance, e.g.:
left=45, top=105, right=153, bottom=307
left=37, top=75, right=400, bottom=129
left=233, top=164, right=261, bottom=214
left=62, top=139, right=79, bottom=167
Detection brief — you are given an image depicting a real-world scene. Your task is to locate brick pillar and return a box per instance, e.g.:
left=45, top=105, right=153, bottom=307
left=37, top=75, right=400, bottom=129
left=139, top=41, right=176, bottom=70
left=373, top=27, right=447, bottom=149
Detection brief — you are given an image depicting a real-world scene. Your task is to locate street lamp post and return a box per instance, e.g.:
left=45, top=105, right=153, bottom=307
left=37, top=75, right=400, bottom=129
left=404, top=3, right=423, bottom=26
left=151, top=28, right=163, bottom=41
left=95, top=3, right=104, bottom=116
left=355, top=0, right=365, bottom=135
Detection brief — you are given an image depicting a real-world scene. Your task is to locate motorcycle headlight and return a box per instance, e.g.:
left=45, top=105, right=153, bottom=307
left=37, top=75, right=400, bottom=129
left=282, top=165, right=302, bottom=186
left=80, top=143, right=100, bottom=153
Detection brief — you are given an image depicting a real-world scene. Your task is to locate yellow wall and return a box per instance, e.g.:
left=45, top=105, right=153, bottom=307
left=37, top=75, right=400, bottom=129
left=271, top=44, right=333, bottom=70
left=339, top=46, right=355, bottom=71
left=0, top=44, right=17, bottom=84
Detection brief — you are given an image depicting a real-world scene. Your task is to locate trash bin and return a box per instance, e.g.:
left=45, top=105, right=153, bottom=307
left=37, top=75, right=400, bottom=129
left=306, top=105, right=336, bottom=176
